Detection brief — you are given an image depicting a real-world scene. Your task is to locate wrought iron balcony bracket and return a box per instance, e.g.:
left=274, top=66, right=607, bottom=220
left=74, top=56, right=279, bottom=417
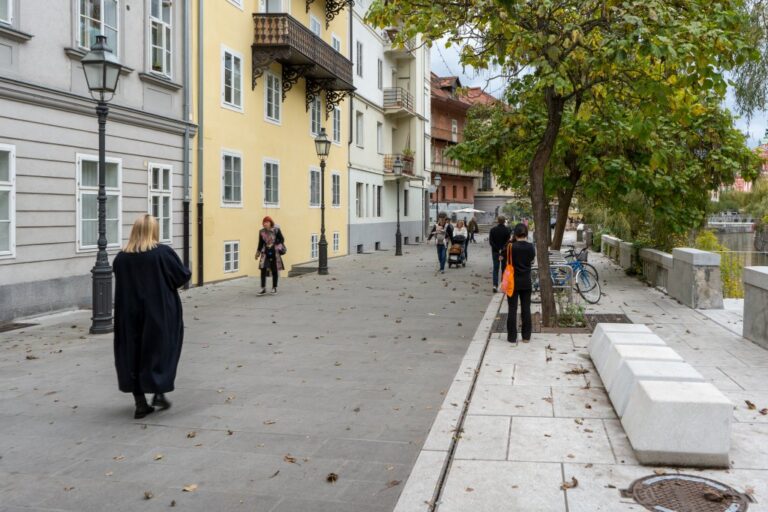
left=325, top=89, right=353, bottom=118
left=325, top=0, right=354, bottom=27
left=252, top=47, right=291, bottom=89
left=282, top=64, right=315, bottom=100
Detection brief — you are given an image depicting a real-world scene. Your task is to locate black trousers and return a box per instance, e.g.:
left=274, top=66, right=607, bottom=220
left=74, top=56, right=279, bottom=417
left=260, top=257, right=279, bottom=289
left=507, top=289, right=532, bottom=341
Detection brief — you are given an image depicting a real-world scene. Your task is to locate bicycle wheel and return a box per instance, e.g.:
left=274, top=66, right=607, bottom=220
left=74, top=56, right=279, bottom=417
left=531, top=269, right=542, bottom=303
left=580, top=262, right=599, bottom=283
left=576, top=268, right=601, bottom=304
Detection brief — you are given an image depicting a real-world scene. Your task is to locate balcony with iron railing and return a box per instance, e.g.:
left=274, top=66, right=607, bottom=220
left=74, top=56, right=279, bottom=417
left=383, top=154, right=415, bottom=175
left=383, top=87, right=416, bottom=118
left=252, top=13, right=354, bottom=113
left=381, top=28, right=415, bottom=60
left=431, top=160, right=482, bottom=178
left=431, top=126, right=462, bottom=143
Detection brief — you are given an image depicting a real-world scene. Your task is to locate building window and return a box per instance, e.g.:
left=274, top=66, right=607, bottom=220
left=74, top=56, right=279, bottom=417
left=403, top=189, right=409, bottom=216
left=149, top=0, right=172, bottom=77
left=376, top=185, right=382, bottom=217
left=310, top=233, right=319, bottom=259
left=377, top=59, right=383, bottom=90
left=77, top=154, right=121, bottom=250
left=222, top=151, right=242, bottom=205
left=224, top=241, right=239, bottom=272
left=332, top=173, right=341, bottom=207
left=332, top=107, right=341, bottom=143
left=265, top=72, right=281, bottom=122
left=452, top=185, right=457, bottom=198
left=0, top=0, right=11, bottom=24
left=481, top=168, right=492, bottom=191
left=0, top=144, right=15, bottom=257
left=332, top=34, right=341, bottom=52
left=149, top=164, right=172, bottom=243
left=365, top=184, right=370, bottom=217
left=376, top=122, right=383, bottom=154
left=451, top=119, right=458, bottom=142
left=222, top=47, right=243, bottom=110
left=333, top=231, right=340, bottom=252
left=463, top=185, right=468, bottom=199
left=355, top=182, right=363, bottom=217
left=262, top=0, right=283, bottom=12
left=441, top=185, right=446, bottom=200
left=79, top=0, right=119, bottom=54
left=355, top=111, right=364, bottom=147
left=310, top=168, right=321, bottom=207
left=355, top=41, right=363, bottom=77
left=309, top=15, right=321, bottom=36
left=310, top=95, right=321, bottom=135
left=264, top=160, right=279, bottom=206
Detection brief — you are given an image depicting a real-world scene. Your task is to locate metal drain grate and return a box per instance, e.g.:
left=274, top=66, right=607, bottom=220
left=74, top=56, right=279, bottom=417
left=625, top=474, right=751, bottom=512
left=585, top=313, right=632, bottom=331
left=491, top=313, right=508, bottom=333
left=0, top=322, right=37, bottom=333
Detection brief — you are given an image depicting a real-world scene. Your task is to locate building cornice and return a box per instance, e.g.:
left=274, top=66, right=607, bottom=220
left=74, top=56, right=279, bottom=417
left=0, top=76, right=196, bottom=137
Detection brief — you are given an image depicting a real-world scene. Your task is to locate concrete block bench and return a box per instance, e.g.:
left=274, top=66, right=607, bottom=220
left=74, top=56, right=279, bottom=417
left=588, top=323, right=653, bottom=361
left=602, top=344, right=683, bottom=390
left=609, top=360, right=705, bottom=417
left=590, top=327, right=662, bottom=378
left=621, top=380, right=732, bottom=467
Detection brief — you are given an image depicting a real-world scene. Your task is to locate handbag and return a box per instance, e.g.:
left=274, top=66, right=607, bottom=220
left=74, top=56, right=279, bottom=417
left=277, top=243, right=287, bottom=255
left=500, top=243, right=515, bottom=297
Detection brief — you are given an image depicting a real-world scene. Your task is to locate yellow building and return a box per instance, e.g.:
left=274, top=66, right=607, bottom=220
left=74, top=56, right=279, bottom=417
left=191, top=0, right=353, bottom=285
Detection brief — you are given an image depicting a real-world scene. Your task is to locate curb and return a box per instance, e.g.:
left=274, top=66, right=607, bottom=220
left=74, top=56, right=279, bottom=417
left=393, top=292, right=503, bottom=512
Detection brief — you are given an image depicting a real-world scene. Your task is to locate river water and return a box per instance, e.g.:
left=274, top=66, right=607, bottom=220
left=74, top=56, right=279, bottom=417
left=715, top=232, right=768, bottom=266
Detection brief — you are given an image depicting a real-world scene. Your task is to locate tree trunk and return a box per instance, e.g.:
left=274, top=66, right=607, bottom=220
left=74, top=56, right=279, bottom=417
left=530, top=88, right=565, bottom=327
left=551, top=156, right=581, bottom=250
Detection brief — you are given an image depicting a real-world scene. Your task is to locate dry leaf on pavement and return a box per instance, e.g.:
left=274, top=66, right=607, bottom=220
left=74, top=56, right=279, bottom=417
left=144, top=491, right=154, bottom=500
left=326, top=473, right=339, bottom=483
left=745, top=400, right=757, bottom=410
left=561, top=477, right=579, bottom=490
left=283, top=454, right=298, bottom=464
left=182, top=484, right=198, bottom=492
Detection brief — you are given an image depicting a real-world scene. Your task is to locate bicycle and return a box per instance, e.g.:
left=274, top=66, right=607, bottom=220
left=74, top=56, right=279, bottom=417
left=531, top=246, right=602, bottom=304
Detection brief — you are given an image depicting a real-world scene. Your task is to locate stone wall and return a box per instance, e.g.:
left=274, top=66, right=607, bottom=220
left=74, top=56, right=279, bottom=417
left=743, top=267, right=768, bottom=349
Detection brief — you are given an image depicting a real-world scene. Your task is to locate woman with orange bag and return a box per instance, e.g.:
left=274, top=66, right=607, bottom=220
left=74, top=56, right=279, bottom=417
left=502, top=223, right=536, bottom=344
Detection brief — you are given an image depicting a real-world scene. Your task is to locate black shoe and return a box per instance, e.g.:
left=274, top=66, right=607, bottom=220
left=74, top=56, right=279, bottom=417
left=133, top=395, right=155, bottom=419
left=152, top=394, right=172, bottom=411
left=507, top=335, right=517, bottom=343
left=258, top=288, right=267, bottom=295
left=271, top=287, right=278, bottom=295
left=493, top=287, right=497, bottom=293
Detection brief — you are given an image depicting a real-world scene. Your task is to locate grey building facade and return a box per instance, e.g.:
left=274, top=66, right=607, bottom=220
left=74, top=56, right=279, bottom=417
left=0, top=0, right=194, bottom=323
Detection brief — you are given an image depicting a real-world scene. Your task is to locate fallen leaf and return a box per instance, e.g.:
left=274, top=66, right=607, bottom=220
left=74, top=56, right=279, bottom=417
left=186, top=431, right=197, bottom=438
left=263, top=420, right=276, bottom=425
left=465, top=487, right=474, bottom=492
left=653, top=469, right=666, bottom=475
left=269, top=470, right=280, bottom=479
left=105, top=471, right=113, bottom=477
left=64, top=486, right=75, bottom=492
left=182, top=484, right=198, bottom=492
left=25, top=355, right=39, bottom=360
left=283, top=454, right=298, bottom=464
left=385, top=480, right=401, bottom=489
left=561, top=477, right=579, bottom=490
left=113, top=455, right=125, bottom=461
left=144, top=491, right=154, bottom=500
left=153, top=454, right=163, bottom=461
left=227, top=430, right=234, bottom=436
left=745, top=400, right=757, bottom=410
left=703, top=491, right=725, bottom=502
left=326, top=472, right=339, bottom=483
left=760, top=409, right=768, bottom=416
left=565, top=367, right=590, bottom=375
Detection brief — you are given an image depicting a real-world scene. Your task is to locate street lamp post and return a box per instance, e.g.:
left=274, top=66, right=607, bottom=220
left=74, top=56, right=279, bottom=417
left=314, top=128, right=331, bottom=275
left=433, top=173, right=442, bottom=221
left=394, top=157, right=404, bottom=256
left=81, top=35, right=123, bottom=334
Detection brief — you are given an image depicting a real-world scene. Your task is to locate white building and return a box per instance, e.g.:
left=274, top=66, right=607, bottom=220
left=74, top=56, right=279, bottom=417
left=347, top=0, right=431, bottom=253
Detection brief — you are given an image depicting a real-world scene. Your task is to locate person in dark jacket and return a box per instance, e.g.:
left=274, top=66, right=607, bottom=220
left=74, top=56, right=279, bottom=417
left=506, top=223, right=536, bottom=343
left=257, top=216, right=285, bottom=295
left=113, top=214, right=191, bottom=419
left=489, top=216, right=512, bottom=292
left=428, top=216, right=454, bottom=273
left=468, top=217, right=479, bottom=243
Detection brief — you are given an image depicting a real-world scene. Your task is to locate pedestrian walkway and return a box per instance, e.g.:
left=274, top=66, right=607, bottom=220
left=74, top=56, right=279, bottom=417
left=0, top=242, right=491, bottom=512
left=399, top=246, right=768, bottom=512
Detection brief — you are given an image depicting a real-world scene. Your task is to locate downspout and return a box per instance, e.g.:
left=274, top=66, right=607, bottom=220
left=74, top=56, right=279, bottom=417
left=182, top=0, right=191, bottom=287
left=195, top=0, right=204, bottom=286
left=347, top=4, right=354, bottom=253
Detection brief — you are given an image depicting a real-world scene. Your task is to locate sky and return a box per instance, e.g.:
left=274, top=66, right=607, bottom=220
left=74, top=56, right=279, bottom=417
left=430, top=43, right=768, bottom=148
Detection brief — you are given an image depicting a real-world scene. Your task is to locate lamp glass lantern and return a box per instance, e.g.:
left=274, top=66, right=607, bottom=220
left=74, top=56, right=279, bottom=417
left=434, top=173, right=442, bottom=187
left=314, top=128, right=331, bottom=161
left=393, top=156, right=404, bottom=176
left=81, top=35, right=123, bottom=98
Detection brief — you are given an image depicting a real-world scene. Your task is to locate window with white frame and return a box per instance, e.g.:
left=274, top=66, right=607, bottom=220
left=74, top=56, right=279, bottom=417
left=265, top=72, right=281, bottom=122
left=79, top=0, right=119, bottom=53
left=310, top=95, right=321, bottom=135
left=331, top=173, right=340, bottom=207
left=0, top=144, right=15, bottom=257
left=77, top=155, right=121, bottom=250
left=355, top=182, right=363, bottom=217
left=332, top=34, right=341, bottom=52
left=309, top=15, right=321, bottom=36
left=333, top=231, right=339, bottom=252
left=224, top=241, right=239, bottom=272
left=261, top=0, right=283, bottom=12
left=451, top=119, right=458, bottom=142
left=264, top=160, right=279, bottom=206
left=222, top=47, right=243, bottom=110
left=365, top=184, right=370, bottom=217
left=377, top=59, right=383, bottom=90
left=310, top=233, right=319, bottom=259
left=309, top=168, right=321, bottom=207
left=371, top=184, right=377, bottom=218
left=376, top=122, right=383, bottom=153
left=0, top=0, right=12, bottom=25
left=221, top=152, right=242, bottom=205
left=332, top=107, right=341, bottom=143
left=149, top=164, right=172, bottom=243
left=149, top=0, right=172, bottom=77
left=355, top=41, right=363, bottom=77
left=355, top=111, right=364, bottom=147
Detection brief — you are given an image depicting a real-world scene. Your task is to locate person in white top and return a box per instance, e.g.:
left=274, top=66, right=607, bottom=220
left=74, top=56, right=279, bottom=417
left=455, top=220, right=469, bottom=261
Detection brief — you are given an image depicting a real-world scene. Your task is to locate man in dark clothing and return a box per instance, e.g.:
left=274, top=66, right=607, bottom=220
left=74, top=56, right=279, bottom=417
left=506, top=223, right=536, bottom=343
left=488, top=216, right=512, bottom=292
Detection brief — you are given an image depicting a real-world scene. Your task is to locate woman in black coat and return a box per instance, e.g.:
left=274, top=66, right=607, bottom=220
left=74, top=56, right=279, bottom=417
left=506, top=223, right=536, bottom=343
left=113, top=214, right=191, bottom=419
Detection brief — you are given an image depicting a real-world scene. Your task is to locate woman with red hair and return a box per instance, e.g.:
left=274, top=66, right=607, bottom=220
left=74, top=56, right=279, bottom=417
left=256, top=216, right=285, bottom=295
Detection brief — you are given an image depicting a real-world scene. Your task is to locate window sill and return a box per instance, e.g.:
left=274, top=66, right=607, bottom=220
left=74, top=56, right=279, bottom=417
left=138, top=72, right=183, bottom=91
left=64, top=47, right=134, bottom=75
left=0, top=24, right=33, bottom=42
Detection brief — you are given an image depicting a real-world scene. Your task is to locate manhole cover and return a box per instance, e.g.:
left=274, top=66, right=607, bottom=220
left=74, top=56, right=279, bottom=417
left=626, top=474, right=751, bottom=512
left=585, top=313, right=632, bottom=331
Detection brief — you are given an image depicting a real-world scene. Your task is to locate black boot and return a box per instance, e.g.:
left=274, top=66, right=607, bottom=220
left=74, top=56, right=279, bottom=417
left=133, top=393, right=154, bottom=419
left=152, top=393, right=172, bottom=411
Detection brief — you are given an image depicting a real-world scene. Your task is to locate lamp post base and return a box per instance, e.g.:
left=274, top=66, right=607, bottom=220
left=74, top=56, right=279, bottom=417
left=318, top=238, right=329, bottom=275
left=395, top=231, right=403, bottom=256
left=90, top=263, right=113, bottom=334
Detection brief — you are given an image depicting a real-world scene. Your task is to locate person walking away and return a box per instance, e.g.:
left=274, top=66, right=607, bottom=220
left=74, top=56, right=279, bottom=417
left=506, top=223, right=536, bottom=343
left=455, top=220, right=469, bottom=261
left=113, top=214, right=191, bottom=419
left=468, top=217, right=479, bottom=243
left=428, top=217, right=451, bottom=273
left=257, top=216, right=285, bottom=295
left=489, top=216, right=512, bottom=292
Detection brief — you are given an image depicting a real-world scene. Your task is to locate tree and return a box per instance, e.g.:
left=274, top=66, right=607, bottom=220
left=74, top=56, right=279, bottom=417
left=368, top=0, right=755, bottom=325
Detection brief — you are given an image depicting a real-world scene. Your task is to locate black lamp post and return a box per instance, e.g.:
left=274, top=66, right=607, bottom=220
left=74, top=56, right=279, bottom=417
left=434, top=173, right=442, bottom=221
left=394, top=156, right=404, bottom=256
left=81, top=35, right=123, bottom=334
left=314, top=128, right=331, bottom=275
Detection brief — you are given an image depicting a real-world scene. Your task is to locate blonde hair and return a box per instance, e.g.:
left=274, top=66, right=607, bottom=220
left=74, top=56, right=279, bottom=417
left=124, top=214, right=159, bottom=253
left=457, top=220, right=465, bottom=229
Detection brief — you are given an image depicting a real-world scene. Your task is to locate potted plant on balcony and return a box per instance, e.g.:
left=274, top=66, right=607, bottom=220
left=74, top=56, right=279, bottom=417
left=401, top=147, right=415, bottom=173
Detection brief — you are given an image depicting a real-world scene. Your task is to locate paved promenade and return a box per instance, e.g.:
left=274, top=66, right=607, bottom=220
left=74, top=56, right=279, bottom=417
left=399, top=245, right=768, bottom=512
left=0, top=242, right=491, bottom=512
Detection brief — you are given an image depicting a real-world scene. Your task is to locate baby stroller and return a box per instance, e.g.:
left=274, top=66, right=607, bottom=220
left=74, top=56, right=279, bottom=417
left=447, top=235, right=467, bottom=268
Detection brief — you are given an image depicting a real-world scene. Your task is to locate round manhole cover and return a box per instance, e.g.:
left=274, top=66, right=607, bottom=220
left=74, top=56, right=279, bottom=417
left=628, top=474, right=750, bottom=512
